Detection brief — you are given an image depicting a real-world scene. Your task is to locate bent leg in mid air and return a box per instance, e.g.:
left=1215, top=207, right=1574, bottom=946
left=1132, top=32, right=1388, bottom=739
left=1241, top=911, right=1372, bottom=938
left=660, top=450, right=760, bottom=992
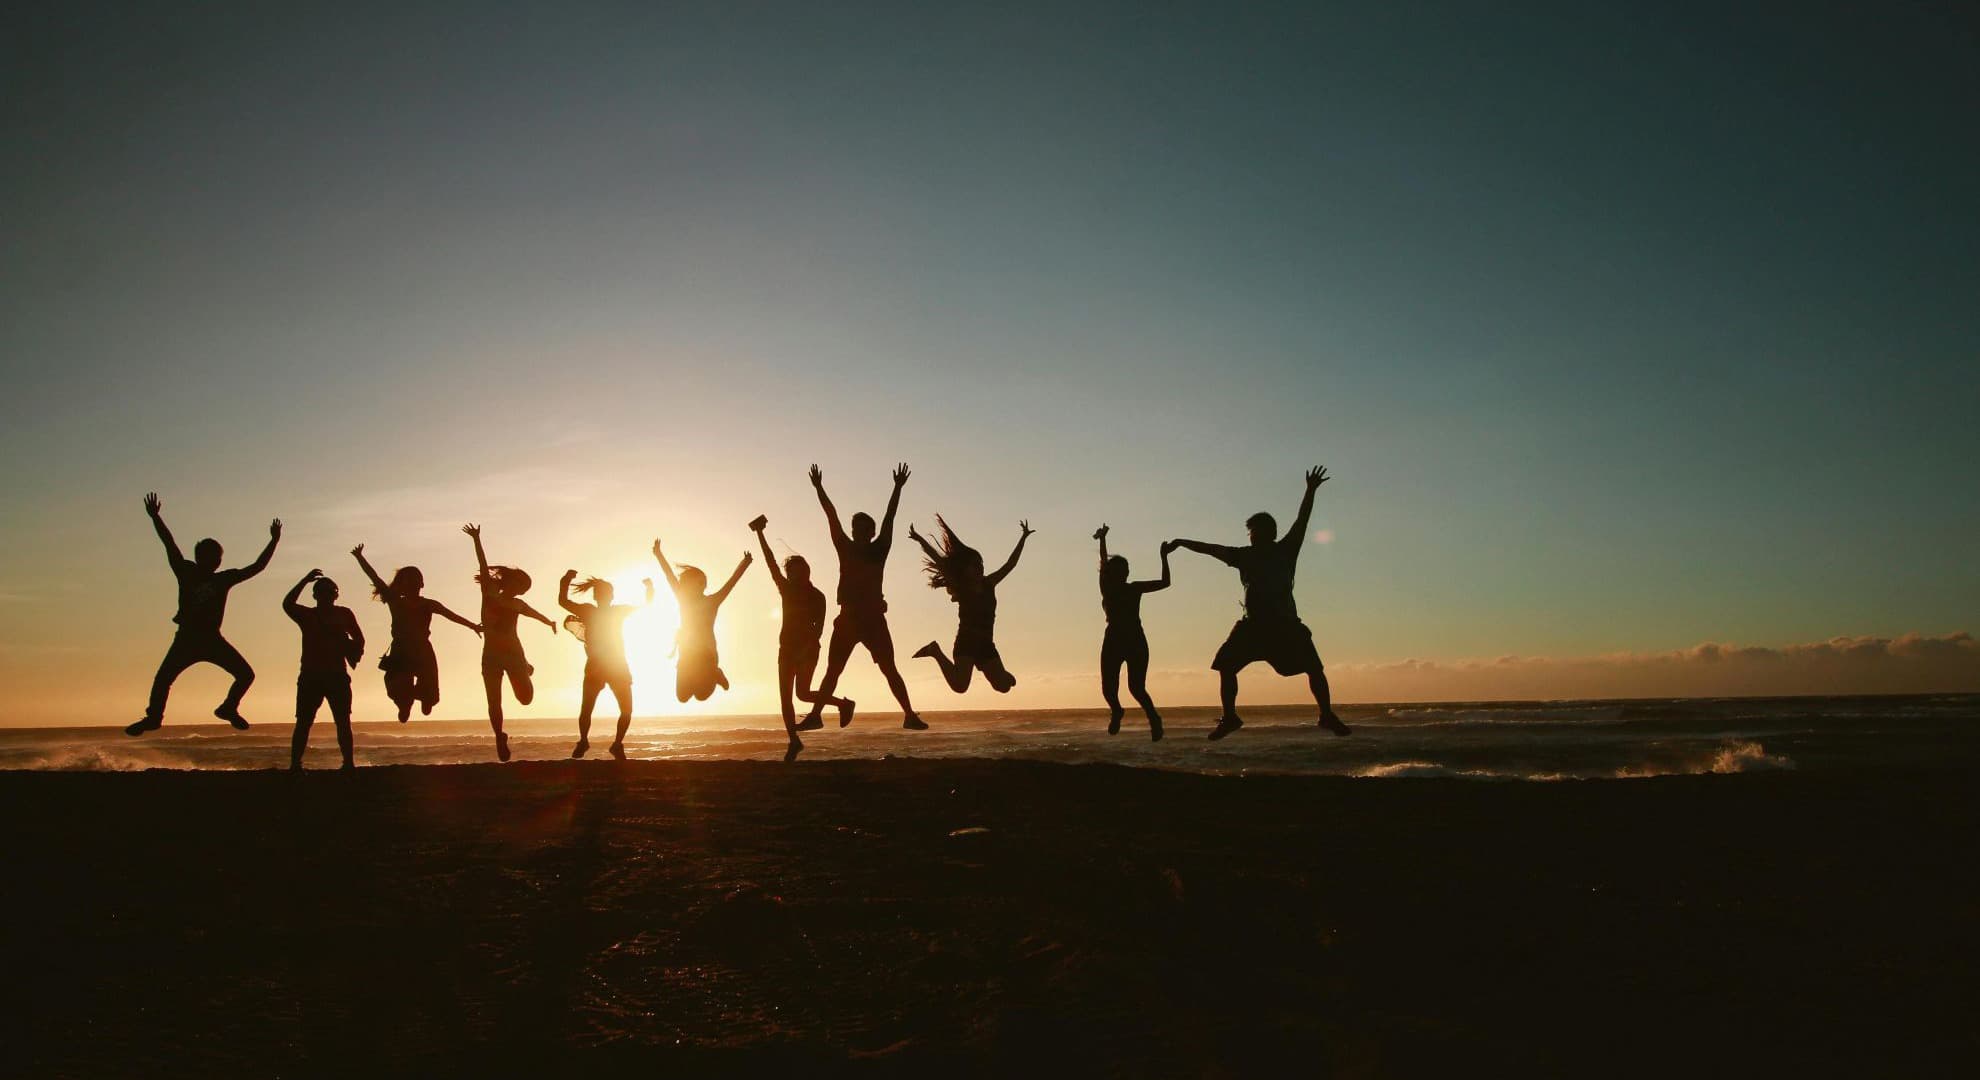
left=864, top=621, right=924, bottom=729
left=914, top=640, right=974, bottom=693
left=209, top=636, right=256, bottom=729
left=803, top=621, right=861, bottom=729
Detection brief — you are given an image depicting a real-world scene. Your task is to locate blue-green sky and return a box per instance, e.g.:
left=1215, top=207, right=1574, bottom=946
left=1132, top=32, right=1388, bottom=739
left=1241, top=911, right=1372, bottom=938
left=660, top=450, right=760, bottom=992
left=4, top=1, right=1976, bottom=723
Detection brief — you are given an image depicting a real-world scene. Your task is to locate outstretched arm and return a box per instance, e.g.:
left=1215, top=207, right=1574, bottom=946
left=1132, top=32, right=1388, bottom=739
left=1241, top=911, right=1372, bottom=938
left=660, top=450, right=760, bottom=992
left=810, top=465, right=847, bottom=547
left=351, top=544, right=392, bottom=599
left=1094, top=524, right=1110, bottom=580
left=877, top=462, right=910, bottom=548
left=557, top=570, right=583, bottom=616
left=143, top=493, right=186, bottom=568
left=239, top=519, right=282, bottom=579
left=1169, top=538, right=1242, bottom=564
left=650, top=539, right=680, bottom=589
left=1140, top=544, right=1174, bottom=593
left=463, top=523, right=490, bottom=577
left=430, top=600, right=482, bottom=636
left=1287, top=466, right=1328, bottom=550
left=986, top=520, right=1034, bottom=587
left=282, top=569, right=318, bottom=618
left=713, top=552, right=752, bottom=604
left=510, top=598, right=557, bottom=630
left=753, top=522, right=786, bottom=589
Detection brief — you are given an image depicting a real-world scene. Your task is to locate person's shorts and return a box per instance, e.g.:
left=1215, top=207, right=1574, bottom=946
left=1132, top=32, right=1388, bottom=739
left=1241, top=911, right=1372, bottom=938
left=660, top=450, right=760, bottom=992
left=297, top=672, right=353, bottom=720
left=1211, top=618, right=1323, bottom=676
left=834, top=607, right=893, bottom=649
left=779, top=636, right=821, bottom=671
left=955, top=631, right=1003, bottom=672
left=482, top=647, right=533, bottom=681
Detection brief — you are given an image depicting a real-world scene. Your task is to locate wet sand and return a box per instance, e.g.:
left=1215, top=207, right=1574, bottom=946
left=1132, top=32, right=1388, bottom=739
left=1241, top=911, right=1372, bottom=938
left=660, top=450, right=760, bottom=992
left=4, top=761, right=1976, bottom=1075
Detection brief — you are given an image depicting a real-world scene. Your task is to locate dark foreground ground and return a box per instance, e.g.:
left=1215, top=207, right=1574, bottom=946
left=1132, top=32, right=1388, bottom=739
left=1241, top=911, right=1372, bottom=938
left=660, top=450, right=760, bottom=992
left=3, top=761, right=1977, bottom=1076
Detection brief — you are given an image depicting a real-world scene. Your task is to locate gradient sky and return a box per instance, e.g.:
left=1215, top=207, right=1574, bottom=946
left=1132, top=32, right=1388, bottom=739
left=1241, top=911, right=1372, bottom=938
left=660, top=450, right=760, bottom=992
left=4, top=1, right=1977, bottom=725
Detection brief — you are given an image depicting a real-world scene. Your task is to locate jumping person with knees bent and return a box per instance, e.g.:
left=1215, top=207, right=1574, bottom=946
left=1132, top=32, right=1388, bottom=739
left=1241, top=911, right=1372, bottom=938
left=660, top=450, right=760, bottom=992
left=1169, top=467, right=1350, bottom=741
left=752, top=515, right=853, bottom=761
left=799, top=463, right=925, bottom=731
left=910, top=517, right=1032, bottom=695
left=350, top=545, right=481, bottom=722
left=1094, top=525, right=1171, bottom=741
left=559, top=570, right=651, bottom=760
left=282, top=569, right=363, bottom=770
left=130, top=493, right=280, bottom=736
left=652, top=538, right=750, bottom=703
left=464, top=523, right=556, bottom=762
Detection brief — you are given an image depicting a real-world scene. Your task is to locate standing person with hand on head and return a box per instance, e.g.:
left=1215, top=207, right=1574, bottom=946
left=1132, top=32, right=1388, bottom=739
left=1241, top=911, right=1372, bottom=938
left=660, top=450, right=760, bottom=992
left=909, top=517, right=1032, bottom=695
left=282, top=569, right=364, bottom=770
left=463, top=524, right=557, bottom=762
left=800, top=463, right=925, bottom=731
left=652, top=537, right=751, bottom=703
left=130, top=493, right=280, bottom=736
left=350, top=544, right=481, bottom=723
left=752, top=514, right=854, bottom=761
left=1094, top=525, right=1171, bottom=741
left=1170, top=466, right=1349, bottom=741
left=558, top=569, right=651, bottom=760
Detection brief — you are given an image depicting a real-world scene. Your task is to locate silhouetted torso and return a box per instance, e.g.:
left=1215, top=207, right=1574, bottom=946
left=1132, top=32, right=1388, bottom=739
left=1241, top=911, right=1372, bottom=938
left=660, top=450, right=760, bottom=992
left=1101, top=581, right=1146, bottom=628
left=780, top=580, right=827, bottom=646
left=835, top=538, right=890, bottom=612
left=578, top=605, right=634, bottom=674
left=955, top=586, right=997, bottom=646
left=174, top=565, right=247, bottom=635
left=674, top=586, right=720, bottom=654
left=290, top=606, right=360, bottom=678
left=1221, top=539, right=1302, bottom=621
left=386, top=596, right=440, bottom=645
left=480, top=591, right=522, bottom=652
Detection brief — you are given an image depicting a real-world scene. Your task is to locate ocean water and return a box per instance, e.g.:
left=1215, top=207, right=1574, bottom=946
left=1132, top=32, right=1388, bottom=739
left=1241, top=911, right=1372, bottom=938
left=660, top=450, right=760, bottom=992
left=4, top=695, right=1975, bottom=778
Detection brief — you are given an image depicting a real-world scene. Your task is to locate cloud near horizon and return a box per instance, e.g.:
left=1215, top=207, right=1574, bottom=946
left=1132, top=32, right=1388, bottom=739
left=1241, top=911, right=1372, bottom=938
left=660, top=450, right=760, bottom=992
left=1311, top=631, right=1980, bottom=702
left=1022, top=631, right=1980, bottom=704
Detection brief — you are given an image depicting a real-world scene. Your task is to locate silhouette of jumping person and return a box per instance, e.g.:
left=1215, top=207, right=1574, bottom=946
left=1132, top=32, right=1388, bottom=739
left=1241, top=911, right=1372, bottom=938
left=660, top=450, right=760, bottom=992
left=909, top=517, right=1032, bottom=694
left=652, top=538, right=751, bottom=703
left=1170, top=467, right=1350, bottom=740
left=799, top=464, right=925, bottom=730
left=282, top=569, right=363, bottom=770
left=350, top=545, right=481, bottom=722
left=129, top=493, right=280, bottom=736
left=464, top=524, right=557, bottom=762
left=559, top=570, right=651, bottom=760
left=1094, top=525, right=1171, bottom=740
left=751, top=515, right=853, bottom=761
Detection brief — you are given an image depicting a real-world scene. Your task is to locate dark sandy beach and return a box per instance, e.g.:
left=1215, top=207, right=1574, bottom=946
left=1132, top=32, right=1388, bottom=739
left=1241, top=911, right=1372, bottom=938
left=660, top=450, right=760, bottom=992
left=4, top=761, right=1976, bottom=1076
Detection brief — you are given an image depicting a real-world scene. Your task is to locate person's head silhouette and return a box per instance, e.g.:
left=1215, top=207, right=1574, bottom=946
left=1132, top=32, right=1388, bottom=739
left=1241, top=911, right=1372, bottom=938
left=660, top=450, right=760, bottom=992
left=784, top=555, right=811, bottom=585
left=311, top=578, right=340, bottom=605
left=679, top=566, right=708, bottom=593
left=1103, top=554, right=1130, bottom=587
left=1246, top=512, right=1278, bottom=547
left=850, top=511, right=876, bottom=543
left=578, top=577, right=616, bottom=605
left=193, top=538, right=223, bottom=571
left=384, top=566, right=423, bottom=598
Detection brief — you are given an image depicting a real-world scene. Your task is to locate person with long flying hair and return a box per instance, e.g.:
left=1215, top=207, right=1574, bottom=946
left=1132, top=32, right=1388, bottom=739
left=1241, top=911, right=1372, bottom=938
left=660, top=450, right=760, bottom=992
left=909, top=516, right=1032, bottom=694
left=351, top=544, right=481, bottom=722
left=463, top=523, right=556, bottom=762
left=558, top=569, right=651, bottom=760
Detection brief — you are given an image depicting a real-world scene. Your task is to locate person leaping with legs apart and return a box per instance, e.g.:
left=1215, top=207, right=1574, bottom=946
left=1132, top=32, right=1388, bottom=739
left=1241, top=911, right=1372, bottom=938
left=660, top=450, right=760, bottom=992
left=1169, top=467, right=1350, bottom=740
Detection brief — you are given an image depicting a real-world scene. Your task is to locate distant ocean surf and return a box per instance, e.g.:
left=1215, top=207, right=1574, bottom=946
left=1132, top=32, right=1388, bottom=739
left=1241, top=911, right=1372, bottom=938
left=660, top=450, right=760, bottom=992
left=5, top=695, right=1974, bottom=778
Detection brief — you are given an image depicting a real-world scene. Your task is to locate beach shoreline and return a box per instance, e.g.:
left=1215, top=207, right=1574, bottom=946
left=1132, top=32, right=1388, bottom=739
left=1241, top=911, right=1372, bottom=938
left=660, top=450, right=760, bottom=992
left=5, top=759, right=1977, bottom=1075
